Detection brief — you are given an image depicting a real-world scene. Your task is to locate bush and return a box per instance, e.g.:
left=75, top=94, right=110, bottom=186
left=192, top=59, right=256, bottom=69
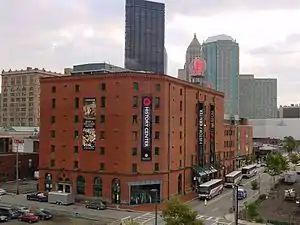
left=255, top=216, right=264, bottom=223
left=258, top=194, right=267, bottom=200
left=251, top=180, right=259, bottom=190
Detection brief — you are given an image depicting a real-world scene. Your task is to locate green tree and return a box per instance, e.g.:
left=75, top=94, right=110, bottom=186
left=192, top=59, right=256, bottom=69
left=284, top=136, right=296, bottom=152
left=162, top=198, right=204, bottom=225
left=251, top=180, right=259, bottom=190
left=266, top=153, right=289, bottom=176
left=289, top=152, right=300, bottom=165
left=245, top=202, right=258, bottom=220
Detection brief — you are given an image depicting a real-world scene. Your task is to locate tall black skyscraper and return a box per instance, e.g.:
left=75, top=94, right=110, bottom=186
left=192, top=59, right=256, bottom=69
left=125, top=0, right=165, bottom=74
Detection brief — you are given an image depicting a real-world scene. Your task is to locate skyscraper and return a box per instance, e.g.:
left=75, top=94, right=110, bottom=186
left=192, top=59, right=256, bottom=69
left=239, top=74, right=277, bottom=119
left=202, top=35, right=239, bottom=117
left=125, top=0, right=165, bottom=74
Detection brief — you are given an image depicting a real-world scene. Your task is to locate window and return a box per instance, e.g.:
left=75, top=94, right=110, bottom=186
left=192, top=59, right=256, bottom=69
left=132, top=164, right=137, bottom=173
left=180, top=101, right=183, bottom=111
left=101, top=83, right=106, bottom=91
left=155, top=147, right=160, bottom=155
left=132, top=147, right=137, bottom=156
left=99, top=162, right=105, bottom=171
left=50, top=159, right=55, bottom=167
left=100, top=115, right=105, bottom=123
left=100, top=131, right=105, bottom=140
left=74, top=131, right=79, bottom=139
left=51, top=145, right=55, bottom=153
left=52, top=86, right=56, bottom=93
left=75, top=97, right=79, bottom=108
left=74, top=146, right=78, bottom=154
left=93, top=177, right=102, bottom=197
left=76, top=176, right=85, bottom=195
left=132, top=115, right=138, bottom=124
left=133, top=82, right=139, bottom=91
left=180, top=117, right=183, bottom=126
left=133, top=96, right=138, bottom=108
left=180, top=132, right=182, bottom=139
left=132, top=131, right=138, bottom=141
left=179, top=160, right=182, bottom=168
left=74, top=115, right=79, bottom=123
left=101, top=97, right=106, bottom=108
left=74, top=161, right=79, bottom=169
left=155, top=116, right=160, bottom=124
left=100, top=147, right=105, bottom=155
left=51, top=116, right=55, bottom=124
left=155, top=84, right=161, bottom=91
left=154, top=163, right=159, bottom=172
left=155, top=131, right=160, bottom=140
left=154, top=97, right=160, bottom=109
left=51, top=99, right=56, bottom=109
left=180, top=89, right=183, bottom=95
left=75, top=85, right=80, bottom=92
left=51, top=130, right=55, bottom=138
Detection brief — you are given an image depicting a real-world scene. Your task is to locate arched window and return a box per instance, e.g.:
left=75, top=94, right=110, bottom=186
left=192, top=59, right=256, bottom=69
left=44, top=173, right=52, bottom=191
left=93, top=177, right=102, bottom=197
left=76, top=176, right=85, bottom=195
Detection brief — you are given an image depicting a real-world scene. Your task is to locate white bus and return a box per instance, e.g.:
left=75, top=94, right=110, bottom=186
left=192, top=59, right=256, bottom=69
left=198, top=179, right=224, bottom=200
left=224, top=170, right=242, bottom=187
left=241, top=164, right=257, bottom=178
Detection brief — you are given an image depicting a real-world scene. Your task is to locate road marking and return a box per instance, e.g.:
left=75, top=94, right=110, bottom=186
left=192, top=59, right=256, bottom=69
left=212, top=207, right=219, bottom=211
left=206, top=217, right=214, bottom=220
left=197, top=215, right=205, bottom=219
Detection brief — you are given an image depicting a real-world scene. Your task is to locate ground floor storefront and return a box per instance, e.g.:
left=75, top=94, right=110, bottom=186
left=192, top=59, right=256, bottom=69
left=38, top=168, right=194, bottom=205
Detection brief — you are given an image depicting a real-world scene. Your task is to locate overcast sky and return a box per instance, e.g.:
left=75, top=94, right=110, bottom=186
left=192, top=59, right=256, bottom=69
left=1, top=0, right=300, bottom=105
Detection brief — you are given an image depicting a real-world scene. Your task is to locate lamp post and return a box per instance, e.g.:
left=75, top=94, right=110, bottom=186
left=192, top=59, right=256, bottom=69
left=14, top=139, right=24, bottom=195
left=232, top=184, right=239, bottom=225
left=150, top=189, right=158, bottom=225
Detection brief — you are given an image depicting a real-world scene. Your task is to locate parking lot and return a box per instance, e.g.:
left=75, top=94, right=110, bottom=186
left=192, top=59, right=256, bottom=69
left=4, top=215, right=115, bottom=224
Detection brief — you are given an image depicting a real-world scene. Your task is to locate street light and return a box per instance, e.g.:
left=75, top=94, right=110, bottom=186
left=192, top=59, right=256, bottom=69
left=14, top=139, right=24, bottom=195
left=233, top=184, right=239, bottom=225
left=150, top=189, right=158, bottom=225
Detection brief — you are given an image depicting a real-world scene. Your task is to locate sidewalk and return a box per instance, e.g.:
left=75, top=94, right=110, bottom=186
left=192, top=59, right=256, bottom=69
left=224, top=214, right=264, bottom=225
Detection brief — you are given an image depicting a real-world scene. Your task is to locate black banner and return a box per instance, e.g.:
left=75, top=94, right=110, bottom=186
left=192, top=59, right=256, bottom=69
left=209, top=104, right=215, bottom=164
left=141, top=96, right=152, bottom=161
left=82, top=98, right=96, bottom=150
left=197, top=102, right=205, bottom=167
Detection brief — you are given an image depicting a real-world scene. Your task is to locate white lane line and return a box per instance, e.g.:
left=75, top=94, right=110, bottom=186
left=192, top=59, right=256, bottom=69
left=205, top=216, right=214, bottom=220
left=196, top=215, right=205, bottom=219
left=212, top=207, right=219, bottom=211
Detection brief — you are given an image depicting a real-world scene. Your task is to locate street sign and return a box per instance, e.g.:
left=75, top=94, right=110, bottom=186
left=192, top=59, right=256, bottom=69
left=14, top=139, right=24, bottom=144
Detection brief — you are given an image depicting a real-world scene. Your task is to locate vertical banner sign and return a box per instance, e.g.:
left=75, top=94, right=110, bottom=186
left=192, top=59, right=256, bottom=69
left=141, top=96, right=152, bottom=161
left=197, top=102, right=205, bottom=167
left=82, top=98, right=96, bottom=150
left=209, top=104, right=215, bottom=164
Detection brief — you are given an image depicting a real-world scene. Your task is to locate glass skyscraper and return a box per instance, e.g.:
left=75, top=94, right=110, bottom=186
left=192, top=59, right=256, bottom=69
left=125, top=0, right=165, bottom=74
left=202, top=35, right=239, bottom=117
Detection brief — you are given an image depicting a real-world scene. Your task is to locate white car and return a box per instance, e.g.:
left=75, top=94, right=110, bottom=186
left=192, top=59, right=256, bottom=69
left=0, top=189, right=6, bottom=195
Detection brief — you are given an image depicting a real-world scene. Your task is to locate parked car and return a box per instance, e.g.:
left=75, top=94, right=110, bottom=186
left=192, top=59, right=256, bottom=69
left=26, top=192, right=48, bottom=202
left=0, top=189, right=6, bottom=196
left=0, top=215, right=9, bottom=222
left=9, top=208, right=21, bottom=219
left=85, top=200, right=107, bottom=210
left=15, top=206, right=30, bottom=214
left=0, top=207, right=15, bottom=219
left=33, top=209, right=53, bottom=220
left=18, top=213, right=39, bottom=223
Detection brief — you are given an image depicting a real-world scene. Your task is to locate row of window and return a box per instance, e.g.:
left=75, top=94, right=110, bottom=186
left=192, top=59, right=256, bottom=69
left=224, top=140, right=234, bottom=147
left=51, top=82, right=162, bottom=94
left=224, top=130, right=234, bottom=136
left=49, top=159, right=162, bottom=173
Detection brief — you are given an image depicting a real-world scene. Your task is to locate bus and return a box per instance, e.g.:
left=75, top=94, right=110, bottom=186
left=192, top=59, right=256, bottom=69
left=241, top=164, right=257, bottom=178
left=198, top=179, right=224, bottom=200
left=224, top=170, right=243, bottom=187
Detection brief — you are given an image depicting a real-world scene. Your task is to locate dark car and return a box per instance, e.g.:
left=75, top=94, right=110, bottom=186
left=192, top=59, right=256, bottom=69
left=26, top=192, right=48, bottom=202
left=34, top=209, right=53, bottom=220
left=85, top=200, right=107, bottom=210
left=0, top=207, right=15, bottom=219
left=18, top=213, right=39, bottom=223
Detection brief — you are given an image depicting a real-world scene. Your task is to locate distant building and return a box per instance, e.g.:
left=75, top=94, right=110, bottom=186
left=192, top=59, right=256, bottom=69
left=71, top=63, right=129, bottom=75
left=125, top=0, right=165, bottom=74
left=0, top=67, right=64, bottom=127
left=202, top=35, right=239, bottom=117
left=278, top=104, right=300, bottom=118
left=239, top=74, right=277, bottom=119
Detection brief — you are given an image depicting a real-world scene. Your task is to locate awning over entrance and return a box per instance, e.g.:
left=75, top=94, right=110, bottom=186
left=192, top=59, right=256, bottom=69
left=197, top=165, right=217, bottom=176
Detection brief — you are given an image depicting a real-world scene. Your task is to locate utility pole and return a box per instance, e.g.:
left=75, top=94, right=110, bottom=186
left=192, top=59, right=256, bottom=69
left=14, top=139, right=24, bottom=195
left=232, top=185, right=239, bottom=225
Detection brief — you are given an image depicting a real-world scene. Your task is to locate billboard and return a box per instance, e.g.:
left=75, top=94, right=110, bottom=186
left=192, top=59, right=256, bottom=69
left=197, top=102, right=205, bottom=166
left=209, top=104, right=215, bottom=164
left=82, top=98, right=96, bottom=150
left=141, top=96, right=152, bottom=161
left=189, top=57, right=206, bottom=76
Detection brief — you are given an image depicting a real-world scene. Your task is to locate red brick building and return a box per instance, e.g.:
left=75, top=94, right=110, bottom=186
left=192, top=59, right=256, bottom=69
left=39, top=72, right=232, bottom=205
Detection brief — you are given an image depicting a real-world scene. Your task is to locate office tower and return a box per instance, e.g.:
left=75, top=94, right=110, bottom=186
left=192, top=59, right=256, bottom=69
left=278, top=105, right=300, bottom=118
left=125, top=0, right=165, bottom=74
left=177, top=34, right=202, bottom=81
left=239, top=74, right=277, bottom=119
left=0, top=67, right=64, bottom=127
left=164, top=47, right=168, bottom=74
left=202, top=35, right=239, bottom=117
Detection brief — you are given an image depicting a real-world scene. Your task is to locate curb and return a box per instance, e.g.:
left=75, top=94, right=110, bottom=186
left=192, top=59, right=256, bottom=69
left=224, top=214, right=264, bottom=225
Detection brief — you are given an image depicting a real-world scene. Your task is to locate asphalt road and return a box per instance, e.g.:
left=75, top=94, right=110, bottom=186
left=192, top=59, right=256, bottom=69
left=0, top=194, right=143, bottom=223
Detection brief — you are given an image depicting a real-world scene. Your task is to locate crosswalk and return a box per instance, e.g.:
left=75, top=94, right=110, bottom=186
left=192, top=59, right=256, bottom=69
left=133, top=213, right=232, bottom=224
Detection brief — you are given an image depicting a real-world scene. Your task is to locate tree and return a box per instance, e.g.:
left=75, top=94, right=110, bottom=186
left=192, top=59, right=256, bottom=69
left=245, top=202, right=258, bottom=221
left=289, top=152, right=300, bottom=166
left=251, top=180, right=259, bottom=190
left=284, top=136, right=296, bottom=152
left=162, top=198, right=204, bottom=225
left=266, top=153, right=289, bottom=176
